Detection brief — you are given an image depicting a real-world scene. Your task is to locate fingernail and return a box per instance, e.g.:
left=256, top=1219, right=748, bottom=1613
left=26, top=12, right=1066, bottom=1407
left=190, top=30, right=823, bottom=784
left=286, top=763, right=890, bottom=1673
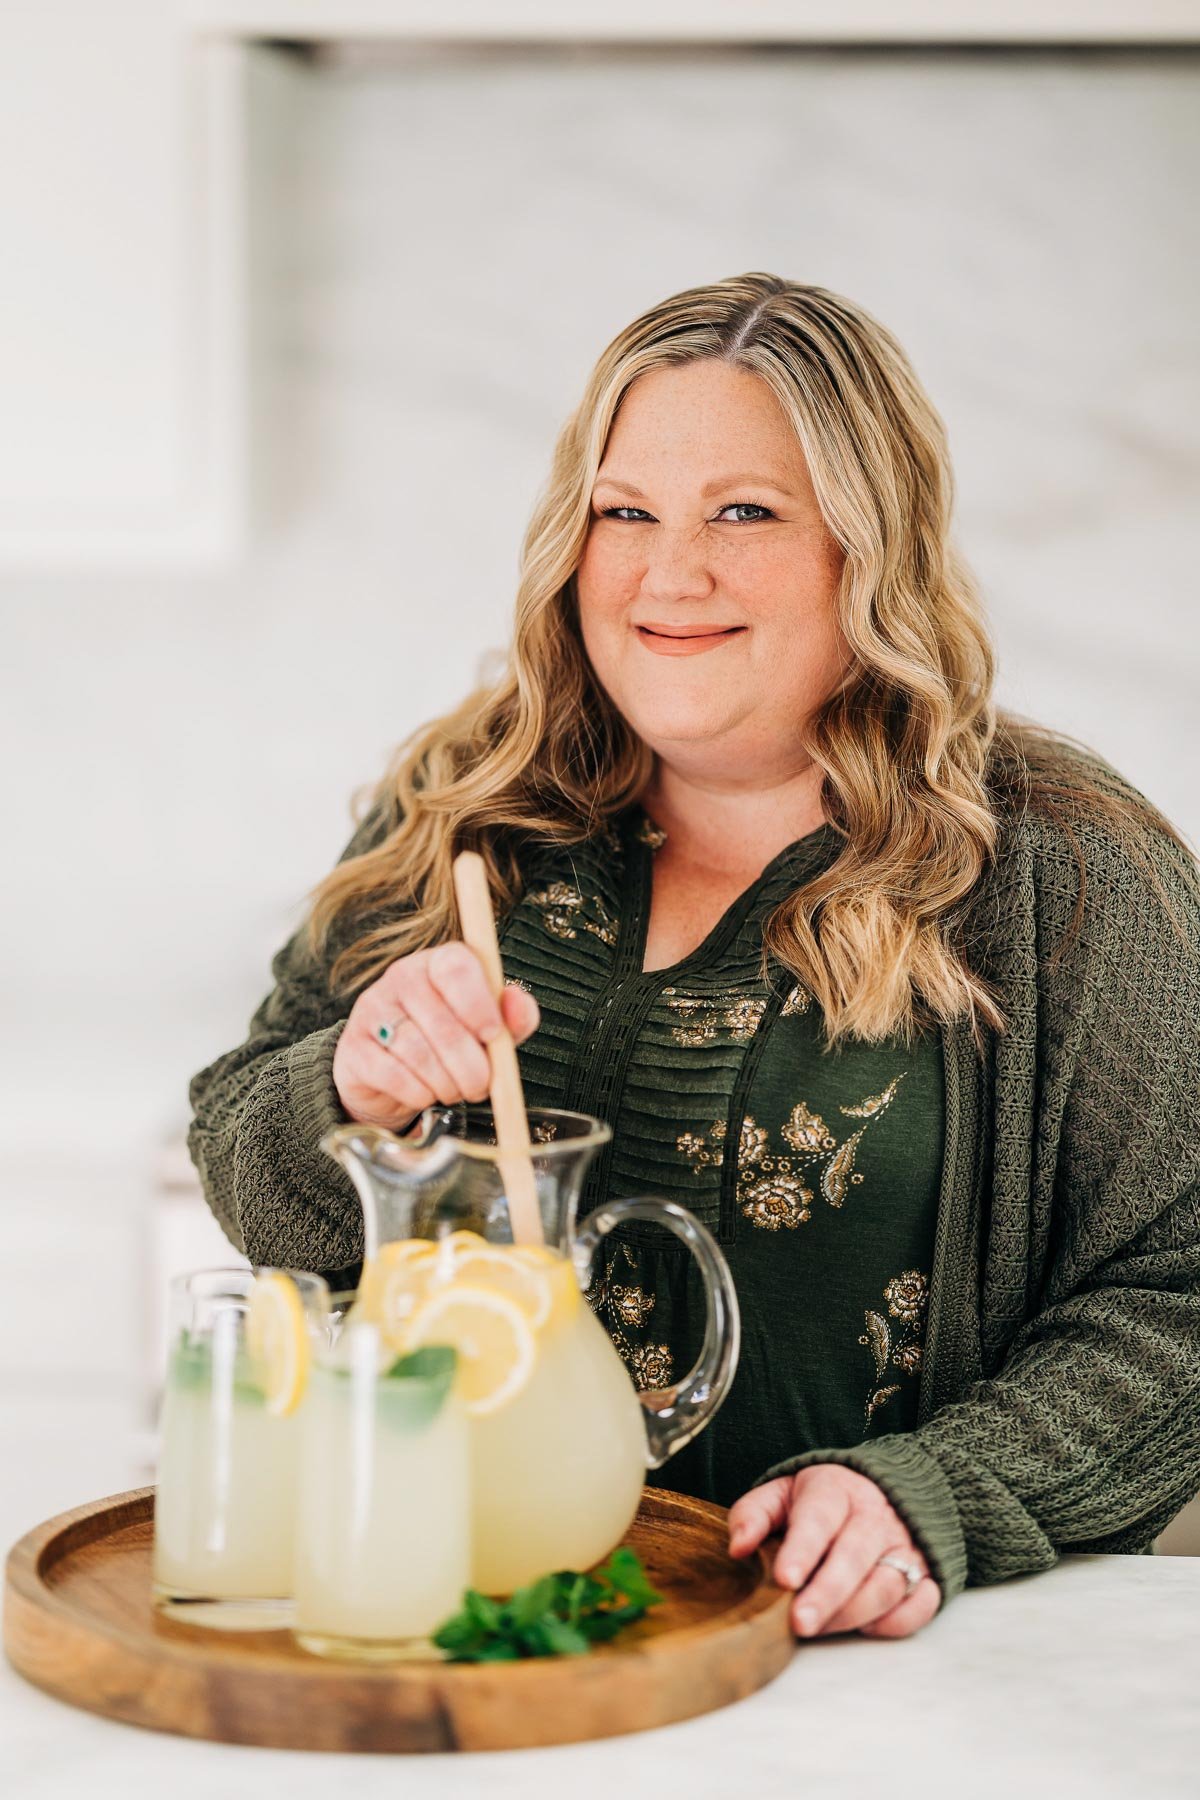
left=795, top=1607, right=818, bottom=1637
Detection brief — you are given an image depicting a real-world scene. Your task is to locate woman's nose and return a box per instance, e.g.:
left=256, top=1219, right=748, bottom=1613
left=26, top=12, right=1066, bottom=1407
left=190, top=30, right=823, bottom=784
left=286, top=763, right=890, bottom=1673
left=638, top=524, right=718, bottom=601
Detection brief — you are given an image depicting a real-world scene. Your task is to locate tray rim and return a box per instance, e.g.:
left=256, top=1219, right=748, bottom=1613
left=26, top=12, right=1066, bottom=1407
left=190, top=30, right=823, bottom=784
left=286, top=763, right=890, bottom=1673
left=6, top=1482, right=795, bottom=1687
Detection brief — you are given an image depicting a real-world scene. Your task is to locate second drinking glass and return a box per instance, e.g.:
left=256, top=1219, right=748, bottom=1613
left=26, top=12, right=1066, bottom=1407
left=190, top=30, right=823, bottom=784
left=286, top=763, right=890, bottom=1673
left=292, top=1302, right=471, bottom=1659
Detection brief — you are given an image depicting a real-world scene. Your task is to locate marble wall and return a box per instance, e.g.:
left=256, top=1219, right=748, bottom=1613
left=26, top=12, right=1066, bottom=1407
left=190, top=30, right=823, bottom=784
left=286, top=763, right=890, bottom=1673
left=1, top=42, right=1196, bottom=1547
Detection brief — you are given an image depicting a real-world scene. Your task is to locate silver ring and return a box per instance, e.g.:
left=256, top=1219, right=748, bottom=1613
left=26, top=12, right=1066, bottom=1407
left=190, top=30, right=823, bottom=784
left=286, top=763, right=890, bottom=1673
left=375, top=1015, right=406, bottom=1051
left=875, top=1552, right=925, bottom=1600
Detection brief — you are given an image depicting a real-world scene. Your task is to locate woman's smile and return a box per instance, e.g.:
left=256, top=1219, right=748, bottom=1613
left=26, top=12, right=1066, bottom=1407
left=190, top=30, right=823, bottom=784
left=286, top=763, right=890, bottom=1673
left=633, top=622, right=748, bottom=656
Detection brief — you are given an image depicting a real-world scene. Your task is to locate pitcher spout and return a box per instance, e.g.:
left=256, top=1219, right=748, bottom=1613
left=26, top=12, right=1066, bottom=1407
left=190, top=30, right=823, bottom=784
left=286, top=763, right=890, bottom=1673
left=319, top=1121, right=462, bottom=1261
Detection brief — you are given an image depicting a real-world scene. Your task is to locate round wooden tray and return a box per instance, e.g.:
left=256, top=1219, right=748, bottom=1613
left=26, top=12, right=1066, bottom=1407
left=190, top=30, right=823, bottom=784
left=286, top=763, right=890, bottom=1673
left=4, top=1485, right=795, bottom=1752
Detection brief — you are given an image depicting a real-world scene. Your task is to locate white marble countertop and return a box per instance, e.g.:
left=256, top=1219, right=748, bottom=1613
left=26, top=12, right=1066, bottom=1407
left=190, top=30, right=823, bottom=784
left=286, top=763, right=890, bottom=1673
left=4, top=1550, right=1198, bottom=1799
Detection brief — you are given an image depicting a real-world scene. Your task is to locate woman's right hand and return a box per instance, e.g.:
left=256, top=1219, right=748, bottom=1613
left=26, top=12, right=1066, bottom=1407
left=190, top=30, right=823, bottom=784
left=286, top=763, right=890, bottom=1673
left=332, top=942, right=541, bottom=1132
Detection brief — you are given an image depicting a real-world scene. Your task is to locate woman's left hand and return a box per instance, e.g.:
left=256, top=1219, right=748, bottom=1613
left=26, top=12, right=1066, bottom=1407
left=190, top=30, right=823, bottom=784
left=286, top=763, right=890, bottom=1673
left=726, top=1465, right=942, bottom=1639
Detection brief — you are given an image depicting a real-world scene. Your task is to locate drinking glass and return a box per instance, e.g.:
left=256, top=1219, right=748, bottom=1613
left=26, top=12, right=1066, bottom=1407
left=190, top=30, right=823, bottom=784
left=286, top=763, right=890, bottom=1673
left=291, top=1296, right=471, bottom=1660
left=152, top=1265, right=329, bottom=1628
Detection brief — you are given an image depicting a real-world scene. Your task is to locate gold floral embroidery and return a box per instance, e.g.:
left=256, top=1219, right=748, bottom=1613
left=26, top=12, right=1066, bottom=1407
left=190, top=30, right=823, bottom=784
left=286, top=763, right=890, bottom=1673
left=839, top=1074, right=905, bottom=1119
left=677, top=1122, right=722, bottom=1172
left=860, top=1309, right=890, bottom=1372
left=527, top=881, right=618, bottom=948
left=608, top=1282, right=656, bottom=1330
left=739, top=1172, right=814, bottom=1230
left=737, top=1117, right=769, bottom=1167
left=858, top=1267, right=929, bottom=1427
left=664, top=991, right=768, bottom=1047
left=883, top=1268, right=928, bottom=1322
left=677, top=1067, right=909, bottom=1233
left=626, top=1342, right=674, bottom=1388
left=781, top=1102, right=836, bottom=1157
left=820, top=1128, right=867, bottom=1208
left=585, top=1250, right=673, bottom=1388
left=780, top=983, right=811, bottom=1016
left=678, top=1114, right=814, bottom=1229
left=679, top=1116, right=754, bottom=1173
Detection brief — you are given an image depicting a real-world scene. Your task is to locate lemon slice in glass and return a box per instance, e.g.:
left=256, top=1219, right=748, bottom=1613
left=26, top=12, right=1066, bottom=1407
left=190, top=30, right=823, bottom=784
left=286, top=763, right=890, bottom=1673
left=245, top=1271, right=310, bottom=1416
left=403, top=1283, right=536, bottom=1416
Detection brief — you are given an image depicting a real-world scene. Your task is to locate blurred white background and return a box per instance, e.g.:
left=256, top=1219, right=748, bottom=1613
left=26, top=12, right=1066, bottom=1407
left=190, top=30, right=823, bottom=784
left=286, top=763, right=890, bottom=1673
left=1, top=14, right=1196, bottom=1552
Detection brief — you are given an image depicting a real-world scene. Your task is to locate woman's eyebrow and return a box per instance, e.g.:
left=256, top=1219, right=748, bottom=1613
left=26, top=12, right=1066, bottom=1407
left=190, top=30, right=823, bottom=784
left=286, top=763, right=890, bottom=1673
left=593, top=473, right=795, bottom=499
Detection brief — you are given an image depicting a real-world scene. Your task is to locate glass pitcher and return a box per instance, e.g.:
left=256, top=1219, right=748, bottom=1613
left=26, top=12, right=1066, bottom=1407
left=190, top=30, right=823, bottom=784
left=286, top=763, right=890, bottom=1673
left=320, top=1105, right=741, bottom=1596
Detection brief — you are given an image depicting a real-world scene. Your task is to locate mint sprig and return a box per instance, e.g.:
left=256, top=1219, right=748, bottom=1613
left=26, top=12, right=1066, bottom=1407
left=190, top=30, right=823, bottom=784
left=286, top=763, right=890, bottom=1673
left=432, top=1546, right=664, bottom=1661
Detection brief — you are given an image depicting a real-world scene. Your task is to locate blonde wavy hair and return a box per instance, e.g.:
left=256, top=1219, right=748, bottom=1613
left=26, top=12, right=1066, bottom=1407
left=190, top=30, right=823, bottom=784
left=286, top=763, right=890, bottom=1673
left=302, top=273, right=1183, bottom=1046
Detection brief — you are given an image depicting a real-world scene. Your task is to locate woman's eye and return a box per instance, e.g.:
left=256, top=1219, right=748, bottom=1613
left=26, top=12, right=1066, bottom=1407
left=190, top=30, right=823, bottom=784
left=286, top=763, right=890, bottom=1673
left=597, top=501, right=775, bottom=524
left=717, top=502, right=775, bottom=523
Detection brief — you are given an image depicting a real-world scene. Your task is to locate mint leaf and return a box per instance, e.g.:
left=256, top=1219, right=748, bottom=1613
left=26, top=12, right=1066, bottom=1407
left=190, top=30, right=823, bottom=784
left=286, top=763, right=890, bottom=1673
left=464, top=1589, right=504, bottom=1632
left=601, top=1546, right=665, bottom=1609
left=385, top=1345, right=457, bottom=1382
left=432, top=1547, right=664, bottom=1662
left=532, top=1616, right=591, bottom=1656
left=378, top=1344, right=458, bottom=1428
left=507, top=1573, right=560, bottom=1629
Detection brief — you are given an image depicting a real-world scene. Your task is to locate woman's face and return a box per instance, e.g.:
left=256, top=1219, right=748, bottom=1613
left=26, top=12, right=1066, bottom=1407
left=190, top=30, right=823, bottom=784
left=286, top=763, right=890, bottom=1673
left=575, top=360, right=847, bottom=783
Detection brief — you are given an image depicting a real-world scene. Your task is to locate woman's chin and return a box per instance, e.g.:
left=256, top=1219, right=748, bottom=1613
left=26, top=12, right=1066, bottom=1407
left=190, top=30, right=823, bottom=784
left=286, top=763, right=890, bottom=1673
left=630, top=707, right=744, bottom=747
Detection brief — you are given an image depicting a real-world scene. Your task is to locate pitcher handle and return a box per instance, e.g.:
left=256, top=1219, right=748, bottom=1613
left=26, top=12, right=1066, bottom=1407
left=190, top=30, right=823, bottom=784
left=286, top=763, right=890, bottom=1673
left=572, top=1197, right=741, bottom=1470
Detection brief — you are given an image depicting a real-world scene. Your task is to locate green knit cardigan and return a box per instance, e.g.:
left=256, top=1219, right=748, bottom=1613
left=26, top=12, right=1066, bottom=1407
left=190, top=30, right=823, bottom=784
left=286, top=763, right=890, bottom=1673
left=187, top=750, right=1200, bottom=1610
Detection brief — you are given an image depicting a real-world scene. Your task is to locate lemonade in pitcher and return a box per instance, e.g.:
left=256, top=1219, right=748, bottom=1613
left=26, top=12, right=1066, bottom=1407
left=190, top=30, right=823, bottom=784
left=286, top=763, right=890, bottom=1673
left=320, top=1107, right=741, bottom=1601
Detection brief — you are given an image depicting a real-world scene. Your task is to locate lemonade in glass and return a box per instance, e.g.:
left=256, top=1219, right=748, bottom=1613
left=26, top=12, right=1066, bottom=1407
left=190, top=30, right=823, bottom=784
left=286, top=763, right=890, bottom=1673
left=292, top=1316, right=470, bottom=1658
left=152, top=1267, right=329, bottom=1627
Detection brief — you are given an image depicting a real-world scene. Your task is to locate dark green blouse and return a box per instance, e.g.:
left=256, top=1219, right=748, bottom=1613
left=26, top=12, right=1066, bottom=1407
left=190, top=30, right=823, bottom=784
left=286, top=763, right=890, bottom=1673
left=497, top=800, right=945, bottom=1510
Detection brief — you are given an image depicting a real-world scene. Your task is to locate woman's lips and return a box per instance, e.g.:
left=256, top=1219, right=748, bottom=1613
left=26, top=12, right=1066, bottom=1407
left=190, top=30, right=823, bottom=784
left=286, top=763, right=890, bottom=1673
left=633, top=625, right=746, bottom=657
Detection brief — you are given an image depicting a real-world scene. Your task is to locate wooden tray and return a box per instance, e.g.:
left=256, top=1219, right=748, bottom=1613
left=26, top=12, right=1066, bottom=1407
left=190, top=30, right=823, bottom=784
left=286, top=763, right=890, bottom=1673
left=4, top=1485, right=795, bottom=1753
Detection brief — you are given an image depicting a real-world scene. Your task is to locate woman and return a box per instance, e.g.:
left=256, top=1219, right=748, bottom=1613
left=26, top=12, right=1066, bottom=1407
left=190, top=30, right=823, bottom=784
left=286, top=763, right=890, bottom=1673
left=188, top=274, right=1200, bottom=1644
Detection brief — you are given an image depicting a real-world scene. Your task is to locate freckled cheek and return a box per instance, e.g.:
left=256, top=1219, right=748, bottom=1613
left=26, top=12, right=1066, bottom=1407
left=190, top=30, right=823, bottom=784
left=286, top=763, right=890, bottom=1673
left=575, top=593, right=629, bottom=687
left=575, top=548, right=638, bottom=654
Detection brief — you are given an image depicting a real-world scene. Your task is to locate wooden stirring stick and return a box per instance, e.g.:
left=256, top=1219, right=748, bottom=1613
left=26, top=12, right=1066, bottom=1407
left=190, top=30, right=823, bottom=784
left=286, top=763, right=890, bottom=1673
left=451, top=850, right=544, bottom=1247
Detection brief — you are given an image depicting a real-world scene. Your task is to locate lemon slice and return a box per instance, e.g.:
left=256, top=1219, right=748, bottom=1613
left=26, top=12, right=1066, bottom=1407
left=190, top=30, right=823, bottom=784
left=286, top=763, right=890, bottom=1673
left=512, top=1243, right=581, bottom=1328
left=442, top=1226, right=487, bottom=1253
left=360, top=1245, right=441, bottom=1351
left=452, top=1245, right=553, bottom=1330
left=403, top=1283, right=536, bottom=1416
left=543, top=1257, right=582, bottom=1329
left=246, top=1272, right=310, bottom=1416
left=510, top=1243, right=562, bottom=1267
left=378, top=1238, right=440, bottom=1264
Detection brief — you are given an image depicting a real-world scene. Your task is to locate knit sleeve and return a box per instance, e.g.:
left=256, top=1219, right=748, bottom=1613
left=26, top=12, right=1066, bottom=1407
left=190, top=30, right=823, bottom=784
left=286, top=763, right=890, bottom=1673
left=186, top=794, right=400, bottom=1279
left=752, top=818, right=1200, bottom=1609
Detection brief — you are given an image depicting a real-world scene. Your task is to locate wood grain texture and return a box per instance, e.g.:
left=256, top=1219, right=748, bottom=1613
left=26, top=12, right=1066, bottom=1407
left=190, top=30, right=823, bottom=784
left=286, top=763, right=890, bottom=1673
left=451, top=846, right=542, bottom=1245
left=4, top=1485, right=795, bottom=1752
